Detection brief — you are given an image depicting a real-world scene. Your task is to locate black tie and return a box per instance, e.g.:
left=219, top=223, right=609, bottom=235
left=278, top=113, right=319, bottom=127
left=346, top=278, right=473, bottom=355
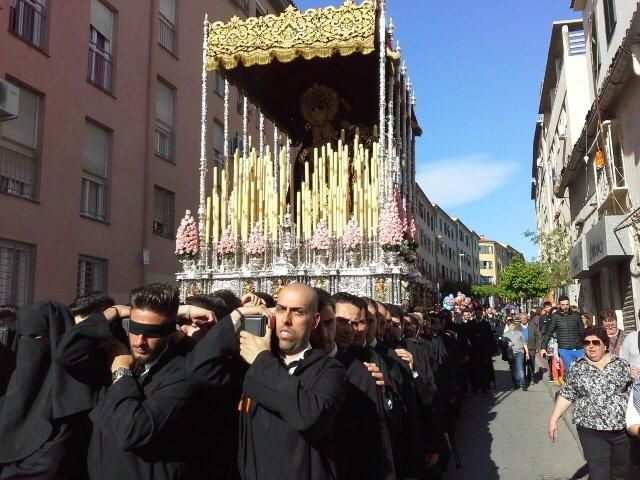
left=283, top=359, right=301, bottom=371
left=133, top=363, right=146, bottom=379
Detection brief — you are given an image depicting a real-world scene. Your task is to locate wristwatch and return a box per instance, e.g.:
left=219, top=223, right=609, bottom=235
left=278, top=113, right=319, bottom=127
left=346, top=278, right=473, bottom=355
left=111, top=367, right=132, bottom=383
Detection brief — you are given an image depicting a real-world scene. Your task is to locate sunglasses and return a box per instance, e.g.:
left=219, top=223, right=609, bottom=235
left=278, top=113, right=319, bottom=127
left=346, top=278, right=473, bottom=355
left=582, top=339, right=602, bottom=347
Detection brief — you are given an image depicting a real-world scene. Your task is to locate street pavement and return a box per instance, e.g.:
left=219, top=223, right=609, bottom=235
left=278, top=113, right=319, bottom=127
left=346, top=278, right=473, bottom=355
left=443, top=357, right=588, bottom=480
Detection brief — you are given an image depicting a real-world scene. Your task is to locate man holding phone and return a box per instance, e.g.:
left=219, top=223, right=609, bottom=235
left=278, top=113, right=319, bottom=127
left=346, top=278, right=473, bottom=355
left=186, top=282, right=346, bottom=480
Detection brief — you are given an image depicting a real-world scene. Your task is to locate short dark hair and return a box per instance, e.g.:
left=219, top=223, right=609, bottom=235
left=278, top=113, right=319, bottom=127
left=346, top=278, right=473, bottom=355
left=185, top=294, right=231, bottom=320
left=314, top=288, right=335, bottom=312
left=130, top=283, right=179, bottom=319
left=254, top=291, right=276, bottom=308
left=214, top=289, right=242, bottom=310
left=558, top=295, right=570, bottom=303
left=69, top=291, right=115, bottom=317
left=332, top=292, right=367, bottom=312
left=0, top=305, right=17, bottom=327
left=386, top=303, right=404, bottom=319
left=543, top=301, right=552, bottom=308
left=582, top=325, right=610, bottom=349
left=413, top=306, right=427, bottom=315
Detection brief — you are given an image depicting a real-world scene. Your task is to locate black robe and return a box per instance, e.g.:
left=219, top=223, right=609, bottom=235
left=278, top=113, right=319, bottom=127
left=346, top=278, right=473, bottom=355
left=333, top=350, right=396, bottom=480
left=53, top=312, right=199, bottom=480
left=0, top=301, right=94, bottom=480
left=463, top=320, right=496, bottom=391
left=185, top=317, right=346, bottom=480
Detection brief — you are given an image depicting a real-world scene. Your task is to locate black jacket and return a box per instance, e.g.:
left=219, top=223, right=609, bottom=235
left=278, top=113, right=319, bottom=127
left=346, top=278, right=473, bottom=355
left=541, top=310, right=585, bottom=350
left=53, top=313, right=199, bottom=480
left=186, top=317, right=346, bottom=480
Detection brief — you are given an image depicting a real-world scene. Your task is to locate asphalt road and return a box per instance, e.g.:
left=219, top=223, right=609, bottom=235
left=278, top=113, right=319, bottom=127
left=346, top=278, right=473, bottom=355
left=443, top=357, right=588, bottom=480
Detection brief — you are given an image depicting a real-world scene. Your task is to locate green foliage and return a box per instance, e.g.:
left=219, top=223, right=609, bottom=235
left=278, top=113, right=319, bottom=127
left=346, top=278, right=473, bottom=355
left=471, top=284, right=500, bottom=298
left=524, top=223, right=572, bottom=290
left=440, top=280, right=471, bottom=297
left=497, top=257, right=552, bottom=301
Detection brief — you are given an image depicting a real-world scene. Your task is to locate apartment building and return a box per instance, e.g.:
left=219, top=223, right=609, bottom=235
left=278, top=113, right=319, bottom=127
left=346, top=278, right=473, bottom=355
left=452, top=217, right=480, bottom=285
left=555, top=0, right=640, bottom=329
left=0, top=0, right=289, bottom=305
left=478, top=238, right=522, bottom=286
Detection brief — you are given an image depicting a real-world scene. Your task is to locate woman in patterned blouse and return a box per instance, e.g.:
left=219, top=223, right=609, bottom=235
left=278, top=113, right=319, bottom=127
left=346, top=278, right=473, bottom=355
left=548, top=325, right=631, bottom=480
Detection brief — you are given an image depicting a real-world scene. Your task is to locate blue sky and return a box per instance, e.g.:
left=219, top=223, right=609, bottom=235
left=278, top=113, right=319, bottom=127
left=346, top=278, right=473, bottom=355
left=296, top=0, right=581, bottom=260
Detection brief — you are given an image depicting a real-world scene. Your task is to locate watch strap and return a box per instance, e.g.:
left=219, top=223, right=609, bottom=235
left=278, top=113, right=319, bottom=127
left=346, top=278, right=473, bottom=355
left=112, top=367, right=132, bottom=383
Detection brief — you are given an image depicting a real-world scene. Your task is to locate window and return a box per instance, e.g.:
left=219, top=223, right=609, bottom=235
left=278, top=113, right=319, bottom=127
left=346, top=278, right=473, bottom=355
left=153, top=186, right=175, bottom=237
left=155, top=80, right=174, bottom=160
left=590, top=13, right=601, bottom=84
left=482, top=261, right=493, bottom=270
left=603, top=0, right=616, bottom=44
left=81, top=121, right=109, bottom=221
left=480, top=245, right=493, bottom=255
left=0, top=84, right=39, bottom=200
left=230, top=132, right=243, bottom=156
left=0, top=237, right=35, bottom=306
left=88, top=0, right=114, bottom=92
left=213, top=70, right=224, bottom=97
left=9, top=0, right=46, bottom=49
left=159, top=0, right=176, bottom=53
left=77, top=255, right=107, bottom=296
left=213, top=120, right=224, bottom=165
left=255, top=0, right=267, bottom=16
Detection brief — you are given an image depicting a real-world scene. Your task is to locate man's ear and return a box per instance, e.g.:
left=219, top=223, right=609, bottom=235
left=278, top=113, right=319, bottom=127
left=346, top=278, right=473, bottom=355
left=312, top=312, right=321, bottom=330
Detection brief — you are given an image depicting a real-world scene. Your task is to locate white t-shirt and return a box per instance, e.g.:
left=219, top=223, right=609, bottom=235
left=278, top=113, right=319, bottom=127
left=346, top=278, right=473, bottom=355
left=620, top=331, right=640, bottom=367
left=626, top=391, right=640, bottom=430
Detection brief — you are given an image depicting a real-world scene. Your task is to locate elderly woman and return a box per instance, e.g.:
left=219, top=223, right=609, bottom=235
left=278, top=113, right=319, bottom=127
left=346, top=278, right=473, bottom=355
left=599, top=310, right=628, bottom=357
left=548, top=325, right=630, bottom=480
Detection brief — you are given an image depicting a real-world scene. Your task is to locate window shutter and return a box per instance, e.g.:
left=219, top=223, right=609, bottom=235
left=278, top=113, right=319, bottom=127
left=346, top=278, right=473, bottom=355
left=91, top=0, right=114, bottom=42
left=2, top=87, right=38, bottom=148
left=160, top=0, right=176, bottom=24
left=84, top=121, right=108, bottom=177
left=156, top=81, right=173, bottom=127
left=213, top=122, right=224, bottom=153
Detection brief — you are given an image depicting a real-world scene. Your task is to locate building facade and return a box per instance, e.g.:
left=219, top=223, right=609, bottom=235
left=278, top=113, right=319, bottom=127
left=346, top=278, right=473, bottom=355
left=453, top=217, right=480, bottom=285
left=0, top=0, right=289, bottom=305
left=478, top=238, right=522, bottom=287
left=555, top=0, right=640, bottom=330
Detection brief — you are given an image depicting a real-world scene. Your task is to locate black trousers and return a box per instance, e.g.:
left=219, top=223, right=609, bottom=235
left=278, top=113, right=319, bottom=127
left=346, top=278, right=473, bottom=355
left=576, top=426, right=629, bottom=480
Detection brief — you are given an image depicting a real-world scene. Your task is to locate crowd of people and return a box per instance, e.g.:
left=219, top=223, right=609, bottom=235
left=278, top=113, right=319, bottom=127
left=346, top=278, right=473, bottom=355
left=0, top=283, right=505, bottom=480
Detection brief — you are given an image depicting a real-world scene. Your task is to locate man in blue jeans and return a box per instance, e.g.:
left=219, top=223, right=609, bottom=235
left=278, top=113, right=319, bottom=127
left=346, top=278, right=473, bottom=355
left=539, top=295, right=585, bottom=372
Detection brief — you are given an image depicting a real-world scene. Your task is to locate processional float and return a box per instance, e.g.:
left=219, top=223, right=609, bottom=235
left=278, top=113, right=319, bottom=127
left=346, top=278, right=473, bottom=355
left=176, top=0, right=429, bottom=305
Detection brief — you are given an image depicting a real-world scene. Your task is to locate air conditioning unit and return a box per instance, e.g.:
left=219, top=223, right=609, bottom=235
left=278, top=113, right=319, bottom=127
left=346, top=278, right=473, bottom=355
left=558, top=124, right=567, bottom=140
left=0, top=79, right=19, bottom=122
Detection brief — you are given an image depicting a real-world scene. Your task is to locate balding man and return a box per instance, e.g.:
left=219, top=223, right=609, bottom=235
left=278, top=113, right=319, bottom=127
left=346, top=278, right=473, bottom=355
left=186, top=283, right=346, bottom=480
left=518, top=312, right=539, bottom=387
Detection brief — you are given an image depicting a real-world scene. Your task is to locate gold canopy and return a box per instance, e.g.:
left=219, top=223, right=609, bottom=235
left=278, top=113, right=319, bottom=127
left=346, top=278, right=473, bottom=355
left=206, top=0, right=377, bottom=71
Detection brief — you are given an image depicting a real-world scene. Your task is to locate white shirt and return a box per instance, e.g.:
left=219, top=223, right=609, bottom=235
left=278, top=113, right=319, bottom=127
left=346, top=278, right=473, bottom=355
left=281, top=343, right=312, bottom=375
left=621, top=331, right=640, bottom=367
left=368, top=338, right=378, bottom=349
left=328, top=343, right=338, bottom=358
left=140, top=345, right=168, bottom=377
left=626, top=391, right=640, bottom=430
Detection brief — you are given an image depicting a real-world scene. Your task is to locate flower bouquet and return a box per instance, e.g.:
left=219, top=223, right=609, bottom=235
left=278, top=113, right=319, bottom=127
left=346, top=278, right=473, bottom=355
left=217, top=225, right=237, bottom=269
left=309, top=218, right=331, bottom=267
left=342, top=217, right=363, bottom=267
left=244, top=222, right=266, bottom=269
left=175, top=210, right=199, bottom=266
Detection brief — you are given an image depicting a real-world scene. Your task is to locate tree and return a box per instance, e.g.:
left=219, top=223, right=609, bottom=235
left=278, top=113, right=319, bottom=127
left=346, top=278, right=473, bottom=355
left=524, top=223, right=572, bottom=291
left=498, top=257, right=552, bottom=302
left=440, top=280, right=471, bottom=297
left=471, top=284, right=500, bottom=299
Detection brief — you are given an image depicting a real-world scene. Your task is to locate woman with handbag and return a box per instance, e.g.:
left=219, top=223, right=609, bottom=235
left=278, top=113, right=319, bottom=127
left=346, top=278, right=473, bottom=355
left=503, top=320, right=530, bottom=391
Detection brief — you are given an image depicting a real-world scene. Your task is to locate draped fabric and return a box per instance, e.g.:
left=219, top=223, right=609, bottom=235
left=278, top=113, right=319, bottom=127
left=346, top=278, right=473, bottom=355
left=0, top=301, right=94, bottom=464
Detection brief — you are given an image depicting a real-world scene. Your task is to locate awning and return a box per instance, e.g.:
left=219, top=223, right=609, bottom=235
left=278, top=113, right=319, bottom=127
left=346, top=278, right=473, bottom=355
left=585, top=215, right=633, bottom=268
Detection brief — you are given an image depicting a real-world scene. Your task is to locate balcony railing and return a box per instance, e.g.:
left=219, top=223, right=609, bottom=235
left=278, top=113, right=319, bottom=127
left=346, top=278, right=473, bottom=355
left=159, top=15, right=175, bottom=53
left=88, top=43, right=113, bottom=92
left=0, top=143, right=37, bottom=200
left=155, top=123, right=173, bottom=160
left=9, top=0, right=45, bottom=49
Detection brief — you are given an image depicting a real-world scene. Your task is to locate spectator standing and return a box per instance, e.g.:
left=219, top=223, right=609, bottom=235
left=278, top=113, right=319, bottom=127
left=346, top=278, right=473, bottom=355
left=519, top=312, right=540, bottom=386
left=620, top=310, right=640, bottom=378
left=503, top=320, right=529, bottom=391
left=548, top=326, right=630, bottom=480
left=581, top=312, right=594, bottom=329
left=599, top=310, right=628, bottom=357
left=540, top=295, right=585, bottom=372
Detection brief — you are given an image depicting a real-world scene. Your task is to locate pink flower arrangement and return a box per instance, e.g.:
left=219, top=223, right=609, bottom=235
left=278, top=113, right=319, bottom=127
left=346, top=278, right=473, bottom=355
left=378, top=199, right=404, bottom=251
left=309, top=218, right=331, bottom=251
left=244, top=222, right=267, bottom=256
left=405, top=207, right=418, bottom=245
left=217, top=225, right=237, bottom=257
left=175, top=210, right=199, bottom=258
left=342, top=216, right=363, bottom=251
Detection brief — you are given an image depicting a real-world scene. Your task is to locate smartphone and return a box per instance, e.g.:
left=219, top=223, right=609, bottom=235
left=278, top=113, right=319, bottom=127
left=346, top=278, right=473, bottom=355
left=243, top=314, right=268, bottom=337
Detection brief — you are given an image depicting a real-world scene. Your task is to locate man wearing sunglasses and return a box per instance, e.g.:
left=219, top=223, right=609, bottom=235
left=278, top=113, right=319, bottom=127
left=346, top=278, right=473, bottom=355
left=540, top=295, right=585, bottom=373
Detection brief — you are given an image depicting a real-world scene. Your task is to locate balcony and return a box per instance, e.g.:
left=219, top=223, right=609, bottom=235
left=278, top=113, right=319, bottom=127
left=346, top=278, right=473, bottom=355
left=9, top=0, right=45, bottom=49
left=88, top=43, right=113, bottom=92
left=595, top=122, right=629, bottom=214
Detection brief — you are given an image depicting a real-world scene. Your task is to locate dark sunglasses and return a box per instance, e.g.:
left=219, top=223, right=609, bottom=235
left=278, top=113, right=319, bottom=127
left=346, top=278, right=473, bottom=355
left=583, top=339, right=602, bottom=347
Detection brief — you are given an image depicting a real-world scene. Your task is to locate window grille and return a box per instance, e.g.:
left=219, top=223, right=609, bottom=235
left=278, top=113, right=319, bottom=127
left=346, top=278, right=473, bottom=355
left=77, top=255, right=108, bottom=296
left=153, top=186, right=175, bottom=237
left=88, top=0, right=114, bottom=91
left=155, top=80, right=174, bottom=160
left=159, top=0, right=176, bottom=53
left=0, top=237, right=35, bottom=306
left=9, top=0, right=46, bottom=49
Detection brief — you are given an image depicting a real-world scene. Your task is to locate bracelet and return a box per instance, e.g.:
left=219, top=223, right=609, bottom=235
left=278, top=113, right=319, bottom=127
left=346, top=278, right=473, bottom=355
left=234, top=308, right=244, bottom=318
